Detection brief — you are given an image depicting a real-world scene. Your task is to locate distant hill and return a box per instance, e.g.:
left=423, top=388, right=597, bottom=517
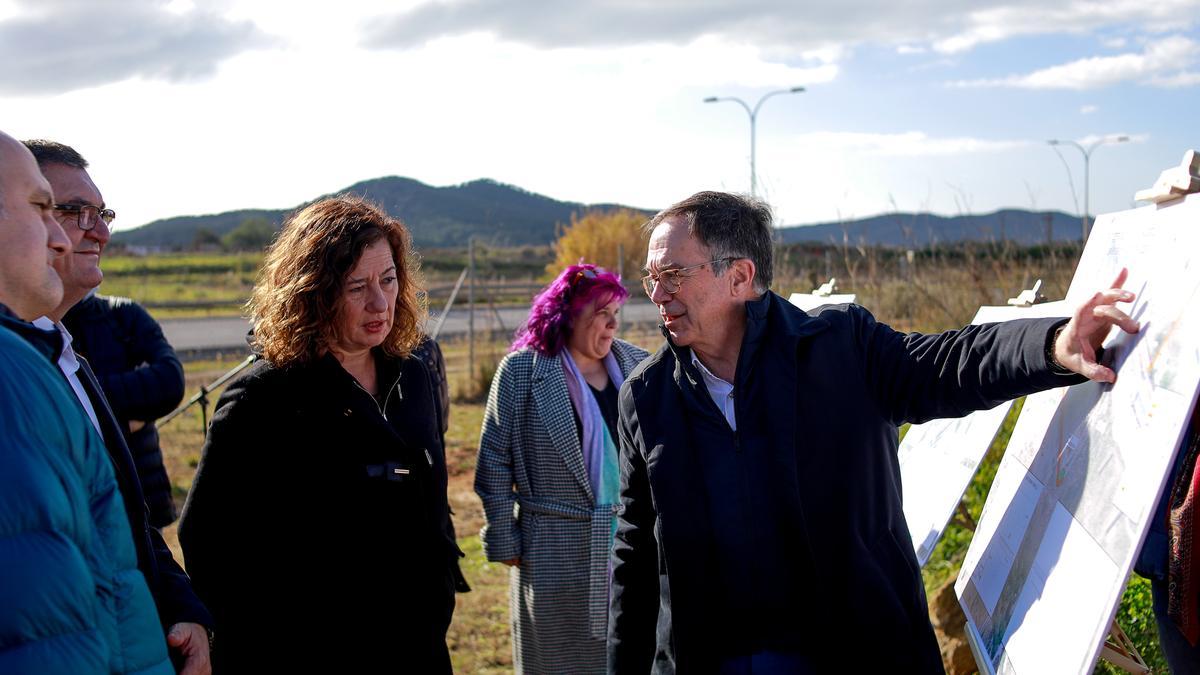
left=114, top=175, right=1084, bottom=250
left=777, top=209, right=1083, bottom=246
left=113, top=176, right=654, bottom=249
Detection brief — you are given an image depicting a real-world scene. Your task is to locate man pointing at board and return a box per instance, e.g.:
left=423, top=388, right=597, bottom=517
left=608, top=191, right=1138, bottom=674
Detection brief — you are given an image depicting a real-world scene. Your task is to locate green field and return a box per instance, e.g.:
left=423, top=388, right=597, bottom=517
left=99, top=246, right=554, bottom=317
left=96, top=253, right=262, bottom=316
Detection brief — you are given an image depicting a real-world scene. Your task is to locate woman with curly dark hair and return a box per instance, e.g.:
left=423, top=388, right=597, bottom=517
left=179, top=196, right=461, bottom=673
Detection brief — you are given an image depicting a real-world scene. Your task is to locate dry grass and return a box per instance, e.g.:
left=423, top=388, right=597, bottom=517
left=774, top=240, right=1081, bottom=332
left=157, top=355, right=249, bottom=563
left=443, top=401, right=516, bottom=674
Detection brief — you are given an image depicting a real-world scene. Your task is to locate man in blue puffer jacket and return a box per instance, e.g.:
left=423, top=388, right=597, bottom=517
left=0, top=130, right=173, bottom=674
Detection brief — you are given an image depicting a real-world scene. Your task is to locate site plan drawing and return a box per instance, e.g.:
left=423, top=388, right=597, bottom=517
left=956, top=194, right=1200, bottom=674
left=899, top=301, right=1069, bottom=567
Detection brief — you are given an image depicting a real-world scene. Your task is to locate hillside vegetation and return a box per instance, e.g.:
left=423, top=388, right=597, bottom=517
left=112, top=174, right=1080, bottom=252
left=113, top=177, right=653, bottom=249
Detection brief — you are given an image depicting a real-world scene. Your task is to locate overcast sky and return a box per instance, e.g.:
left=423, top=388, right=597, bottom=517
left=2, top=0, right=1198, bottom=231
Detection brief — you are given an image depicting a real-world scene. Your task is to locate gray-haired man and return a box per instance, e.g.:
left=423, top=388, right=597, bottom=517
left=609, top=191, right=1138, bottom=673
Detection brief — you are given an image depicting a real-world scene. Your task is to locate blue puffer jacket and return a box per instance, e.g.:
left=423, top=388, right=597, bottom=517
left=0, top=309, right=172, bottom=675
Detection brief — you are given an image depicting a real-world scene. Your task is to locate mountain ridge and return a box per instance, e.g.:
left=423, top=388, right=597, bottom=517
left=113, top=175, right=1083, bottom=249
left=113, top=176, right=653, bottom=249
left=778, top=209, right=1083, bottom=246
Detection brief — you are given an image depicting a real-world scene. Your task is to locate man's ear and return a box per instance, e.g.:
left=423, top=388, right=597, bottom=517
left=728, top=258, right=757, bottom=297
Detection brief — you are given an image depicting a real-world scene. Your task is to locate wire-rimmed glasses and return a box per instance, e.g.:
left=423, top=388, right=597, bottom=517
left=641, top=258, right=735, bottom=297
left=54, top=203, right=116, bottom=231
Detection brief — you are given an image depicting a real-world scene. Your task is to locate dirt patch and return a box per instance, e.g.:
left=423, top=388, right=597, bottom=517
left=448, top=441, right=484, bottom=539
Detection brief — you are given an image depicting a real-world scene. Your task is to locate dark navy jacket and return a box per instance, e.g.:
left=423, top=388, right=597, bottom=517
left=64, top=294, right=185, bottom=527
left=609, top=292, right=1082, bottom=674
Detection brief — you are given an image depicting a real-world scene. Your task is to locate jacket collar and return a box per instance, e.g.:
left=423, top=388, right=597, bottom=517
left=63, top=292, right=104, bottom=322
left=665, top=290, right=829, bottom=383
left=530, top=348, right=593, bottom=499
left=530, top=339, right=644, bottom=382
left=309, top=349, right=402, bottom=395
left=747, top=290, right=830, bottom=341
left=0, top=302, right=64, bottom=363
left=608, top=338, right=646, bottom=376
left=528, top=340, right=643, bottom=500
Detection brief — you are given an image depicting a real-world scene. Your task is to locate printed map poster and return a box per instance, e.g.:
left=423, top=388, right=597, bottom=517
left=956, top=193, right=1200, bottom=674
left=901, top=301, right=1069, bottom=567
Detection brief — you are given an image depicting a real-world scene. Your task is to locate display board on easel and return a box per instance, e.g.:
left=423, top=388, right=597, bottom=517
left=956, top=154, right=1200, bottom=674
left=788, top=277, right=856, bottom=311
left=900, top=293, right=1069, bottom=567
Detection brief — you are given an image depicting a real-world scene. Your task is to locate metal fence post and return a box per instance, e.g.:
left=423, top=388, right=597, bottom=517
left=468, top=237, right=475, bottom=384
left=616, top=242, right=624, bottom=335
left=429, top=267, right=469, bottom=341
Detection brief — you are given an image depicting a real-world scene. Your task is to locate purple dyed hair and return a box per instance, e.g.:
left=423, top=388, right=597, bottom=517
left=510, top=263, right=629, bottom=355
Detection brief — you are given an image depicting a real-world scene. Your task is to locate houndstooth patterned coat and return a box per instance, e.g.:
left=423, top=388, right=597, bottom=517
left=476, top=339, right=649, bottom=675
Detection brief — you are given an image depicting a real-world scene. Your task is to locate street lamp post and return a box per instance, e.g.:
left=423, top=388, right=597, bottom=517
left=704, top=86, right=805, bottom=197
left=1047, top=135, right=1129, bottom=241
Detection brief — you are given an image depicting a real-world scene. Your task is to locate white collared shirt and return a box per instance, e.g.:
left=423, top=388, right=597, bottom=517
left=33, top=316, right=102, bottom=434
left=691, top=351, right=736, bottom=431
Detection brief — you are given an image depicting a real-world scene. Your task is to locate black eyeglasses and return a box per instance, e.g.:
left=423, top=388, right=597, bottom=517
left=641, top=258, right=735, bottom=297
left=54, top=203, right=116, bottom=231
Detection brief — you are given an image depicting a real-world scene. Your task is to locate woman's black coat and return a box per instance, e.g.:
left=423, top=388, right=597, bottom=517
left=179, top=351, right=461, bottom=673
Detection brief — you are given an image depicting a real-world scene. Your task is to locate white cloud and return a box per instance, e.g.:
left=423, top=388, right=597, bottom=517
left=949, top=35, right=1200, bottom=89
left=1151, top=71, right=1200, bottom=86
left=164, top=0, right=197, bottom=13
left=790, top=131, right=1031, bottom=157
left=1102, top=36, right=1128, bottom=49
left=361, top=0, right=1200, bottom=60
left=1076, top=133, right=1147, bottom=145
left=3, top=0, right=1196, bottom=97
left=1080, top=104, right=1098, bottom=114
left=0, top=0, right=274, bottom=95
left=932, top=1, right=1199, bottom=54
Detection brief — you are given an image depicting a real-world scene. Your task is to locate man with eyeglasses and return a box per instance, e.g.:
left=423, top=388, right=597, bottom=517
left=608, top=191, right=1139, bottom=674
left=22, top=139, right=213, bottom=675
left=0, top=129, right=175, bottom=673
left=27, top=140, right=185, bottom=532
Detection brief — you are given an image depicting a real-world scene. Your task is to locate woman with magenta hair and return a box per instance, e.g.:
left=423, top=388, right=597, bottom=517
left=475, top=262, right=649, bottom=674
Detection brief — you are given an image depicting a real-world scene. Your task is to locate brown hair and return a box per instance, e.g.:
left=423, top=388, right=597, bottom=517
left=646, top=191, right=774, bottom=292
left=248, top=195, right=424, bottom=367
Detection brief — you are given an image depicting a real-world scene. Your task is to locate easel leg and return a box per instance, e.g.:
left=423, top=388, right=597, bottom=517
left=1100, top=620, right=1150, bottom=674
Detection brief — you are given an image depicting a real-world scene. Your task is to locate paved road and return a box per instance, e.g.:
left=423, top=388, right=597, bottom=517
left=161, top=300, right=664, bottom=353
